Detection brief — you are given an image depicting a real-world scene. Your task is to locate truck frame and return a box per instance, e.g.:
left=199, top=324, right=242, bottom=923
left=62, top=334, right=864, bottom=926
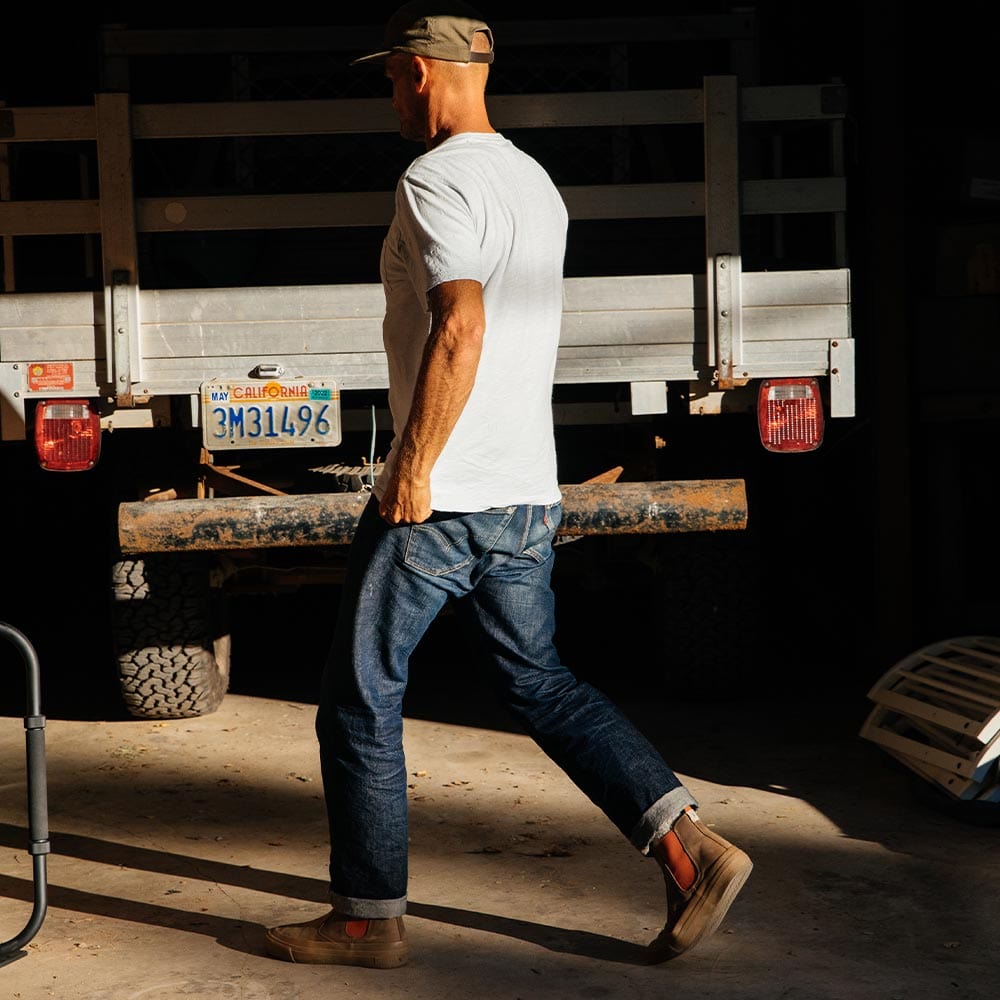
left=0, top=14, right=853, bottom=718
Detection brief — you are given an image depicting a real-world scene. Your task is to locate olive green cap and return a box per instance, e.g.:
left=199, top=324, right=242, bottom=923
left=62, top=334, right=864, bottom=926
left=351, top=2, right=494, bottom=65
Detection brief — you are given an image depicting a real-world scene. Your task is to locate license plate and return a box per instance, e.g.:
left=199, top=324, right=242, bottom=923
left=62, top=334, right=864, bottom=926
left=201, top=379, right=341, bottom=450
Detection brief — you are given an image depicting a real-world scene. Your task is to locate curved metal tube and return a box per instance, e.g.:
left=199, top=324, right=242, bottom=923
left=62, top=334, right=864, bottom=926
left=0, top=623, right=49, bottom=959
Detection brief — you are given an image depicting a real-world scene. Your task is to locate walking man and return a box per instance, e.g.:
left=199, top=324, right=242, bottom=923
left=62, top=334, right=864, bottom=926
left=265, top=2, right=752, bottom=968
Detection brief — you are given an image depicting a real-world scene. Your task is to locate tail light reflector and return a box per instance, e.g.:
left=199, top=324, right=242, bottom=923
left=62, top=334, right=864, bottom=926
left=34, top=399, right=102, bottom=471
left=757, top=378, right=824, bottom=453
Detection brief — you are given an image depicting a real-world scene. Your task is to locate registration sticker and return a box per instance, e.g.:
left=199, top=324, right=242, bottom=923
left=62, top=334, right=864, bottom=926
left=201, top=379, right=341, bottom=450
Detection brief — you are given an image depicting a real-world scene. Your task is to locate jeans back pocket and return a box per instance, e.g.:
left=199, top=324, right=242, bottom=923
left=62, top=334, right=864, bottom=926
left=403, top=509, right=515, bottom=577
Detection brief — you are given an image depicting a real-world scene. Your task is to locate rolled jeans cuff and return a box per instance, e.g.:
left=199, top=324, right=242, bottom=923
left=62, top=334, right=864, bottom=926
left=629, top=786, right=699, bottom=855
left=330, top=891, right=407, bottom=919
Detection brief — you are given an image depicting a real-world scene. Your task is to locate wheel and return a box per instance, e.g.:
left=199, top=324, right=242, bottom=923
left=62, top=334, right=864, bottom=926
left=110, top=553, right=231, bottom=719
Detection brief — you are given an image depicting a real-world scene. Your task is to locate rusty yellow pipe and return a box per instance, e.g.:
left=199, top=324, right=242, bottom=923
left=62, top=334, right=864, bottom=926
left=117, top=479, right=747, bottom=554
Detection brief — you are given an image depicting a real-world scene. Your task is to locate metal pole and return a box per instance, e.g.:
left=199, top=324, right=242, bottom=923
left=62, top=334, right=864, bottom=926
left=0, top=623, right=49, bottom=960
left=117, top=479, right=749, bottom=554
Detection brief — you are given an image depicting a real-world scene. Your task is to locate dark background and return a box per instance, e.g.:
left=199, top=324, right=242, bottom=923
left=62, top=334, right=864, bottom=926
left=0, top=3, right=997, bottom=720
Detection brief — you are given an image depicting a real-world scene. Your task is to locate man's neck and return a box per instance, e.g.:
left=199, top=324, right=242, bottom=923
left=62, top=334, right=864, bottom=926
left=426, top=123, right=495, bottom=150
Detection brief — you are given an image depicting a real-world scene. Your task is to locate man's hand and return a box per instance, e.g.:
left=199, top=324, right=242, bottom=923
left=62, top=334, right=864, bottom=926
left=377, top=468, right=432, bottom=524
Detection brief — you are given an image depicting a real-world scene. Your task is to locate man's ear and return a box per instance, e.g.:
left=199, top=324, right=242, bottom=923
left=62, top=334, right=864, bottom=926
left=410, top=55, right=432, bottom=93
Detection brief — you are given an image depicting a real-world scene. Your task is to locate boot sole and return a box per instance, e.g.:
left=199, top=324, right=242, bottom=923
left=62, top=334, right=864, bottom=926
left=264, top=932, right=410, bottom=968
left=649, top=847, right=753, bottom=961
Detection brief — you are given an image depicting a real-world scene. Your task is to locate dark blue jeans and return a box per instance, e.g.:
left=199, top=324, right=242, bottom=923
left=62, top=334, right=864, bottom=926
left=316, top=498, right=695, bottom=918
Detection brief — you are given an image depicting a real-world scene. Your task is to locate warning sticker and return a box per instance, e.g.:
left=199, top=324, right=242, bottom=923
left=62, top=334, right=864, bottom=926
left=28, top=362, right=75, bottom=391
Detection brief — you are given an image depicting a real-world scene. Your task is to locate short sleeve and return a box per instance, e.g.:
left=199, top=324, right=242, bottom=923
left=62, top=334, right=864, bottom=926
left=396, top=163, right=483, bottom=296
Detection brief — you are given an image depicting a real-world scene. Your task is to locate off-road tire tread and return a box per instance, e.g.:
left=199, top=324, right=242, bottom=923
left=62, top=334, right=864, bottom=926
left=111, top=553, right=230, bottom=719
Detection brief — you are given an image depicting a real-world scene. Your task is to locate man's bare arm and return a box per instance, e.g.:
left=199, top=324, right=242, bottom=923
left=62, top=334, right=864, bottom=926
left=378, top=278, right=486, bottom=524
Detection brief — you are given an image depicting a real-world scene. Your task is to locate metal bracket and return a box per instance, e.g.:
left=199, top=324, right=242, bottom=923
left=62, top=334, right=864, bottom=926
left=829, top=336, right=856, bottom=418
left=97, top=92, right=140, bottom=408
left=110, top=268, right=138, bottom=407
left=702, top=76, right=743, bottom=385
left=0, top=363, right=26, bottom=441
left=712, top=253, right=746, bottom=389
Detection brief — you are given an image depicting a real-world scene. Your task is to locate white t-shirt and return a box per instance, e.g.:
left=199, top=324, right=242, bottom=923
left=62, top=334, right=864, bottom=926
left=374, top=132, right=568, bottom=511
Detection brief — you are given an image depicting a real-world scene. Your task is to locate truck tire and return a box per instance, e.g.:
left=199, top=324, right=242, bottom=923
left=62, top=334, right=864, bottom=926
left=110, top=553, right=231, bottom=719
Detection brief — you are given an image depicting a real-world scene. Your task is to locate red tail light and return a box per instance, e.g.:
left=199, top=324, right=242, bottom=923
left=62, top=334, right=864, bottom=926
left=33, top=400, right=102, bottom=471
left=757, top=378, right=824, bottom=453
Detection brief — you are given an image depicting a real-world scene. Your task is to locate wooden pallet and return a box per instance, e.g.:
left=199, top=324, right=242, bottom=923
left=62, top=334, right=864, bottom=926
left=860, top=636, right=1000, bottom=801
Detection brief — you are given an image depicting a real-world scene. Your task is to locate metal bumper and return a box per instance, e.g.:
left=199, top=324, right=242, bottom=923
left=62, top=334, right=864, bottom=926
left=117, top=479, right=747, bottom=554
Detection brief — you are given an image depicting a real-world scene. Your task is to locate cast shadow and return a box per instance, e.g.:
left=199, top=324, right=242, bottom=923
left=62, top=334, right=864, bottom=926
left=0, top=824, right=650, bottom=966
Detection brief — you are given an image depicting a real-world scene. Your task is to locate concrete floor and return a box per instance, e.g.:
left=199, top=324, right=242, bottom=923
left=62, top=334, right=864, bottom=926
left=2, top=682, right=999, bottom=1000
